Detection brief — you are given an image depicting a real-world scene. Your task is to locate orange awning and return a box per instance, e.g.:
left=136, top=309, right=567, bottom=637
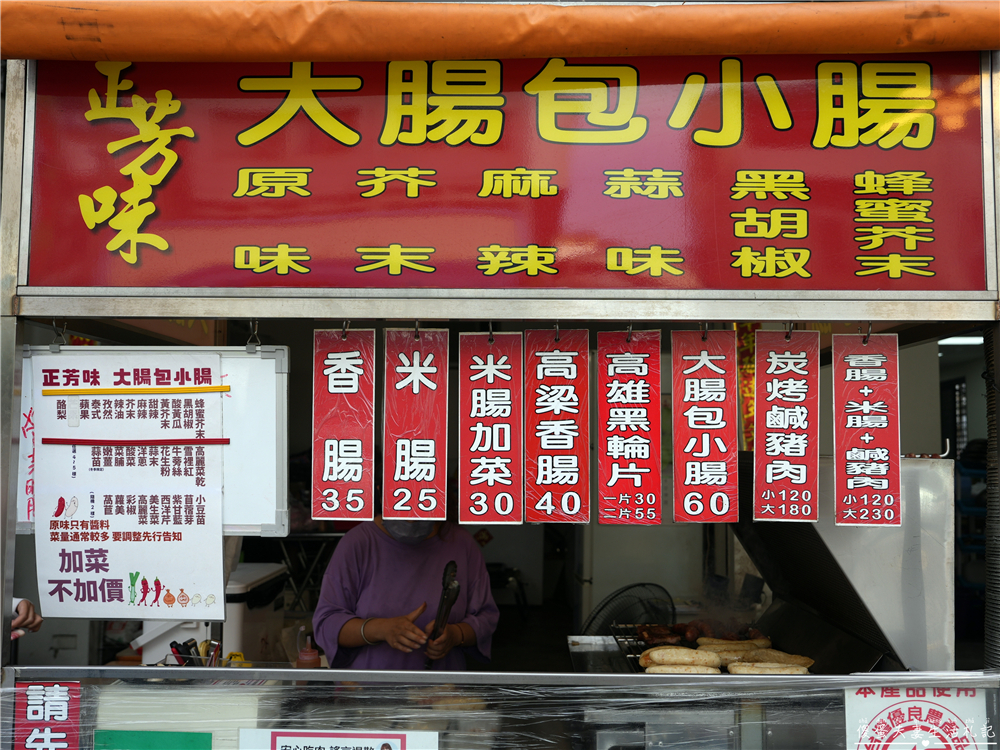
left=1, top=0, right=998, bottom=62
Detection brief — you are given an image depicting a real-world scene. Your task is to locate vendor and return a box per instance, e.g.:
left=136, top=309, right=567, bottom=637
left=313, top=515, right=499, bottom=670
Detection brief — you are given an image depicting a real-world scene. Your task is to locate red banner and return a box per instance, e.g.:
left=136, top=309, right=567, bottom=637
left=312, top=329, right=376, bottom=520
left=27, top=56, right=985, bottom=293
left=672, top=330, right=739, bottom=523
left=382, top=328, right=448, bottom=520
left=833, top=333, right=901, bottom=526
left=753, top=330, right=820, bottom=522
left=524, top=329, right=590, bottom=523
left=459, top=333, right=524, bottom=525
left=597, top=331, right=661, bottom=525
left=15, top=682, right=81, bottom=750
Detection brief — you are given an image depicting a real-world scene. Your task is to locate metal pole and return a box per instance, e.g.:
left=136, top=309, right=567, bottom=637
left=986, top=323, right=1000, bottom=669
left=0, top=60, right=27, bottom=667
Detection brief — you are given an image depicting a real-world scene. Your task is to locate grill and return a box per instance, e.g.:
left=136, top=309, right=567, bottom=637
left=608, top=623, right=654, bottom=673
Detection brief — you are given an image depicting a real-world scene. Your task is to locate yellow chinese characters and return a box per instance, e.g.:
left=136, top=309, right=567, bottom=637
left=856, top=255, right=935, bottom=278
left=813, top=62, right=935, bottom=149
left=480, top=168, right=558, bottom=198
left=357, top=167, right=437, bottom=198
left=854, top=199, right=933, bottom=223
left=523, top=59, right=647, bottom=144
left=731, top=208, right=807, bottom=239
left=236, top=63, right=362, bottom=147
left=668, top=58, right=792, bottom=147
left=607, top=246, right=685, bottom=276
left=477, top=245, right=558, bottom=276
left=853, top=169, right=936, bottom=277
left=731, top=171, right=810, bottom=201
left=731, top=247, right=811, bottom=278
left=356, top=245, right=436, bottom=275
left=234, top=244, right=311, bottom=275
left=233, top=168, right=313, bottom=198
left=78, top=62, right=195, bottom=265
left=854, top=225, right=933, bottom=251
left=604, top=170, right=683, bottom=199
left=854, top=170, right=933, bottom=196
left=381, top=61, right=505, bottom=146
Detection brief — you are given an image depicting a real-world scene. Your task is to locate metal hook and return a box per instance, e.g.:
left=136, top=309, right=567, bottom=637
left=50, top=319, right=67, bottom=345
left=341, top=320, right=350, bottom=340
left=488, top=321, right=494, bottom=345
left=626, top=323, right=633, bottom=343
left=700, top=323, right=708, bottom=342
left=49, top=319, right=68, bottom=352
left=785, top=321, right=794, bottom=342
left=246, top=319, right=261, bottom=353
left=414, top=320, right=421, bottom=341
left=860, top=321, right=872, bottom=346
left=554, top=321, right=560, bottom=343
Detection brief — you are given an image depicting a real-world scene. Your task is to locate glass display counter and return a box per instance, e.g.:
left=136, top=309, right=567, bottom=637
left=4, top=666, right=998, bottom=750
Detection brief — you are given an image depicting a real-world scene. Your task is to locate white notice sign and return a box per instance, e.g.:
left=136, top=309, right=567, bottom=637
left=240, top=729, right=439, bottom=750
left=33, top=352, right=226, bottom=619
left=845, top=685, right=992, bottom=750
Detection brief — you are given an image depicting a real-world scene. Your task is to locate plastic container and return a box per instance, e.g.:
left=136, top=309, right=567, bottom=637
left=224, top=562, right=289, bottom=663
left=296, top=635, right=321, bottom=669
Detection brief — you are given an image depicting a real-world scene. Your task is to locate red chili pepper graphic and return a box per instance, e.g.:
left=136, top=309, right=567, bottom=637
left=53, top=497, right=65, bottom=517
left=153, top=578, right=163, bottom=606
left=139, top=577, right=150, bottom=605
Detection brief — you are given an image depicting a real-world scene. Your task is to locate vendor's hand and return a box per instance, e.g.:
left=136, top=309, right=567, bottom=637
left=371, top=603, right=428, bottom=653
left=423, top=622, right=463, bottom=661
left=12, top=600, right=43, bottom=632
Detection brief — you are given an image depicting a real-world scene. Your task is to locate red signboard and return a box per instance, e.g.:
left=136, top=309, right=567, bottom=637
left=672, top=330, right=739, bottom=523
left=524, top=329, right=590, bottom=523
left=597, top=331, right=661, bottom=525
left=833, top=333, right=901, bottom=526
left=753, top=330, right=820, bottom=522
left=27, top=55, right=985, bottom=292
left=382, top=328, right=448, bottom=520
left=459, top=333, right=524, bottom=525
left=15, top=682, right=81, bottom=750
left=312, top=328, right=376, bottom=520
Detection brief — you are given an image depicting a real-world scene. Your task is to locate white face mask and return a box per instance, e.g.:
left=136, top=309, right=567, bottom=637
left=383, top=519, right=436, bottom=544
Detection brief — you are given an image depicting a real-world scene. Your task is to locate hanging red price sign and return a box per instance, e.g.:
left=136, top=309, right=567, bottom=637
left=459, top=332, right=524, bottom=525
left=833, top=333, right=901, bottom=526
left=672, top=330, right=739, bottom=523
left=524, top=329, right=590, bottom=523
left=753, top=330, right=820, bottom=522
left=597, top=330, right=661, bottom=525
left=383, top=328, right=449, bottom=520
left=312, top=329, right=376, bottom=520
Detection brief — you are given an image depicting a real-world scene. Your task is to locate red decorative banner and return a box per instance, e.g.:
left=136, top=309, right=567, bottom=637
left=833, top=333, right=901, bottom=526
left=597, top=331, right=661, bottom=525
left=753, top=330, right=820, bottom=522
left=524, top=329, right=590, bottom=523
left=672, top=330, right=739, bottom=523
left=736, top=322, right=760, bottom=449
left=383, top=328, right=449, bottom=520
left=15, top=682, right=81, bottom=750
left=312, top=329, right=376, bottom=520
left=459, top=333, right=524, bottom=525
left=27, top=56, right=986, bottom=293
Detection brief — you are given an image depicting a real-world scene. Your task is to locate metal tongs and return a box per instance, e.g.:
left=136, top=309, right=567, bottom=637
left=425, top=560, right=460, bottom=669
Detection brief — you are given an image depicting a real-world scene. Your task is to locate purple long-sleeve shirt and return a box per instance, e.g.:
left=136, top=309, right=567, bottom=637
left=313, top=522, right=499, bottom=670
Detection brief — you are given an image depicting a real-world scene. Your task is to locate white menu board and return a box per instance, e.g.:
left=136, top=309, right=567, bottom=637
left=32, top=352, right=226, bottom=619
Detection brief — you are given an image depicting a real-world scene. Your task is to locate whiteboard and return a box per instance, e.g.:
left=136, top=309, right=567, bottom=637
left=16, top=346, right=288, bottom=536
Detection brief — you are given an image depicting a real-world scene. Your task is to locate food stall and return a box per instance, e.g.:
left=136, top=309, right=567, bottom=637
left=1, top=0, right=999, bottom=747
